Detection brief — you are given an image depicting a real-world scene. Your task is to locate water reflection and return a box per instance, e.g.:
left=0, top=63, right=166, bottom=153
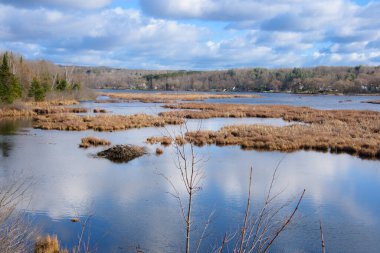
left=0, top=140, right=12, bottom=157
left=0, top=119, right=31, bottom=135
left=0, top=125, right=378, bottom=252
left=0, top=96, right=380, bottom=252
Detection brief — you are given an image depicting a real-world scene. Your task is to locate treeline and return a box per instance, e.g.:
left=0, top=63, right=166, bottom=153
left=141, top=67, right=380, bottom=93
left=2, top=51, right=380, bottom=97
left=0, top=52, right=89, bottom=104
left=80, top=66, right=380, bottom=94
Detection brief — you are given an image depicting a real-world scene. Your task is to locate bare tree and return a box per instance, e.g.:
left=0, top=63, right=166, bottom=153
left=158, top=123, right=206, bottom=253
left=0, top=178, right=35, bottom=253
left=214, top=163, right=305, bottom=253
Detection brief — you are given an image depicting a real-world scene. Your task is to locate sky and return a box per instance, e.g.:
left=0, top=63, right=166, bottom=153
left=0, top=0, right=379, bottom=69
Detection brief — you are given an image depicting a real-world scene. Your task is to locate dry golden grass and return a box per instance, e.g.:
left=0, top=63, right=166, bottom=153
left=33, top=107, right=87, bottom=115
left=33, top=113, right=184, bottom=131
left=151, top=103, right=380, bottom=160
left=156, top=147, right=164, bottom=155
left=34, top=235, right=67, bottom=253
left=26, top=100, right=79, bottom=107
left=100, top=92, right=260, bottom=103
left=146, top=136, right=172, bottom=146
left=0, top=107, right=35, bottom=118
left=79, top=136, right=111, bottom=148
left=1, top=100, right=82, bottom=119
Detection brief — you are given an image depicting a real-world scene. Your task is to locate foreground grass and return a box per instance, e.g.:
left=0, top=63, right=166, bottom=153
left=35, top=235, right=67, bottom=253
left=33, top=113, right=183, bottom=131
left=151, top=103, right=380, bottom=160
left=100, top=92, right=260, bottom=103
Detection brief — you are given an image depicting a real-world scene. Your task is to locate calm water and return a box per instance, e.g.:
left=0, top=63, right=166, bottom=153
left=1, top=92, right=380, bottom=252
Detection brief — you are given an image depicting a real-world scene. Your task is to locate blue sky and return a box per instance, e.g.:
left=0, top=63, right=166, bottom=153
left=0, top=0, right=379, bottom=69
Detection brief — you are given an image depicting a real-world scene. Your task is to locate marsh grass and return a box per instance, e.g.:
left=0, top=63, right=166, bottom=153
left=79, top=137, right=111, bottom=148
left=0, top=100, right=82, bottom=119
left=93, top=108, right=107, bottom=113
left=34, top=235, right=68, bottom=253
left=156, top=147, right=164, bottom=155
left=100, top=92, right=260, bottom=103
left=152, top=103, right=380, bottom=160
left=33, top=113, right=184, bottom=131
left=33, top=107, right=87, bottom=115
left=146, top=136, right=172, bottom=146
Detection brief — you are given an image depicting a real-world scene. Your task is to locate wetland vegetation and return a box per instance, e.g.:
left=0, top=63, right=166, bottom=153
left=1, top=51, right=380, bottom=252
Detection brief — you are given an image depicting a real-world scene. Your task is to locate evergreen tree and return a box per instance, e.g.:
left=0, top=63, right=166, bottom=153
left=28, top=78, right=46, bottom=101
left=56, top=78, right=68, bottom=91
left=0, top=52, right=22, bottom=103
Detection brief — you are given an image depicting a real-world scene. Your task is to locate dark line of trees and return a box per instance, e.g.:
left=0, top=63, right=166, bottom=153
left=79, top=66, right=380, bottom=94
left=2, top=51, right=380, bottom=98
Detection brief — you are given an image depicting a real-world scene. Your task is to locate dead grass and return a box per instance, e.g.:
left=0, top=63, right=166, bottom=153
left=26, top=100, right=80, bottom=107
left=146, top=136, right=172, bottom=146
left=1, top=100, right=82, bottom=119
left=33, top=107, right=87, bottom=115
left=79, top=136, right=111, bottom=148
left=97, top=145, right=146, bottom=163
left=99, top=92, right=260, bottom=103
left=151, top=103, right=380, bottom=160
left=33, top=113, right=184, bottom=131
left=34, top=235, right=68, bottom=253
left=93, top=108, right=107, bottom=113
left=0, top=107, right=35, bottom=118
left=156, top=147, right=164, bottom=155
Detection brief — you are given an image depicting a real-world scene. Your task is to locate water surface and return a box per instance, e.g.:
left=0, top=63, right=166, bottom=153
left=0, top=93, right=379, bottom=252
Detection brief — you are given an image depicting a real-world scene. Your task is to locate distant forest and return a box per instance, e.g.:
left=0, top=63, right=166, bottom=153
left=1, top=51, right=380, bottom=102
left=77, top=66, right=380, bottom=94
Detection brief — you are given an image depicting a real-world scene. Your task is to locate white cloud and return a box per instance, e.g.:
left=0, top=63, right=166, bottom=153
left=0, top=0, right=379, bottom=68
left=0, top=0, right=112, bottom=9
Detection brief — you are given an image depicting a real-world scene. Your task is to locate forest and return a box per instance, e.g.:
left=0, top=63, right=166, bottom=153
left=0, top=52, right=92, bottom=104
left=1, top=51, right=380, bottom=105
left=76, top=65, right=380, bottom=94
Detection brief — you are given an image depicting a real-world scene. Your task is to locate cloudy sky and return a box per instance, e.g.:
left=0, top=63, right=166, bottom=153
left=0, top=0, right=379, bottom=69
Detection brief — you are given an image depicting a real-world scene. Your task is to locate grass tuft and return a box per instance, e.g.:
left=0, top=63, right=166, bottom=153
left=79, top=136, right=111, bottom=148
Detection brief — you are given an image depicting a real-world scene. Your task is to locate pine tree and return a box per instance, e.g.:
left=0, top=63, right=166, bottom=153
left=0, top=52, right=22, bottom=104
left=28, top=78, right=46, bottom=101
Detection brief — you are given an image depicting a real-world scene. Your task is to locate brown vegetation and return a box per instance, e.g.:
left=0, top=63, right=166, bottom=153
left=33, top=113, right=183, bottom=131
left=33, top=107, right=87, bottom=115
left=97, top=145, right=146, bottom=163
left=100, top=92, right=260, bottom=103
left=79, top=136, right=111, bottom=148
left=0, top=100, right=82, bottom=119
left=34, top=235, right=68, bottom=253
left=366, top=100, right=380, bottom=104
left=153, top=103, right=380, bottom=160
left=93, top=108, right=107, bottom=113
left=26, top=100, right=80, bottom=106
left=146, top=136, right=172, bottom=146
left=0, top=106, right=35, bottom=118
left=156, top=147, right=164, bottom=155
